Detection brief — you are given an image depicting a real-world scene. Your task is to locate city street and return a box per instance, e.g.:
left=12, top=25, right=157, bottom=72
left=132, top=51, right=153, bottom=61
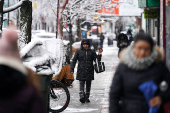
left=62, top=40, right=120, bottom=113
left=0, top=0, right=168, bottom=113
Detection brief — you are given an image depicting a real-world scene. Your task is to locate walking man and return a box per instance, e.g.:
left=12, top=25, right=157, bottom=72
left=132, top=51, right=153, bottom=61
left=70, top=39, right=102, bottom=103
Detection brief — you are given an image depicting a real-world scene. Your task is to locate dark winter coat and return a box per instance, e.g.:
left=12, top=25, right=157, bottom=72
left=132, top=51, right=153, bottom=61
left=100, top=33, right=105, bottom=41
left=0, top=57, right=45, bottom=113
left=117, top=33, right=129, bottom=57
left=126, top=29, right=133, bottom=43
left=117, top=34, right=129, bottom=49
left=109, top=46, right=170, bottom=113
left=70, top=39, right=101, bottom=80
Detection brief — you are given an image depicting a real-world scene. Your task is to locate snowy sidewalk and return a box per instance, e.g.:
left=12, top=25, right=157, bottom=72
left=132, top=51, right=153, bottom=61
left=62, top=40, right=119, bottom=113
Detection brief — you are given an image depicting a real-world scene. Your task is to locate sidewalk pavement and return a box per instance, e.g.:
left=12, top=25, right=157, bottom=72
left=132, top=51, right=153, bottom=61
left=62, top=40, right=119, bottom=113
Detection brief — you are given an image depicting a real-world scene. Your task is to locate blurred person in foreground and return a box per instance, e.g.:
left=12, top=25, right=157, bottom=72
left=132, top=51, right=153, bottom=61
left=0, top=28, right=45, bottom=113
left=109, top=33, right=170, bottom=113
left=70, top=39, right=102, bottom=103
left=117, top=33, right=129, bottom=57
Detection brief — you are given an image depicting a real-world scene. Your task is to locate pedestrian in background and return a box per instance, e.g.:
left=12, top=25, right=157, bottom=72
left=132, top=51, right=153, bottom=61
left=0, top=28, right=45, bottom=113
left=126, top=28, right=133, bottom=44
left=117, top=33, right=129, bottom=57
left=99, top=33, right=105, bottom=49
left=109, top=33, right=170, bottom=113
left=139, top=29, right=145, bottom=34
left=70, top=39, right=102, bottom=103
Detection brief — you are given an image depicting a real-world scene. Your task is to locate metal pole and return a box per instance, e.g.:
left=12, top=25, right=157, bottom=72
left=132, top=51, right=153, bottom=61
left=56, top=0, right=60, bottom=38
left=8, top=0, right=9, bottom=25
left=163, top=0, right=166, bottom=63
left=157, top=8, right=160, bottom=46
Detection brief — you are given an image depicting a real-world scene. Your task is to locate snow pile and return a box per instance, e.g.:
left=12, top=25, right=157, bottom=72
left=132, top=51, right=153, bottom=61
left=20, top=39, right=67, bottom=76
left=72, top=41, right=81, bottom=49
left=3, top=0, right=26, bottom=13
left=63, top=107, right=98, bottom=112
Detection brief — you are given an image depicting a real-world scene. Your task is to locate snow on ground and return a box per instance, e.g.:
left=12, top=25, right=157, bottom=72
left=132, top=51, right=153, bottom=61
left=62, top=108, right=98, bottom=112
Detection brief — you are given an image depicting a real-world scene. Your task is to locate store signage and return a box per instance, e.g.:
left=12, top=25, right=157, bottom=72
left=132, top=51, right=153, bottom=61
left=144, top=9, right=159, bottom=19
left=98, top=0, right=119, bottom=15
left=99, top=0, right=141, bottom=16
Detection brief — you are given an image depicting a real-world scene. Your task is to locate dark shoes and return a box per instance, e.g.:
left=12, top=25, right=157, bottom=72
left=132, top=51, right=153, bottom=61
left=79, top=92, right=85, bottom=103
left=85, top=98, right=90, bottom=103
left=85, top=93, right=90, bottom=103
left=80, top=97, right=85, bottom=103
left=79, top=92, right=90, bottom=103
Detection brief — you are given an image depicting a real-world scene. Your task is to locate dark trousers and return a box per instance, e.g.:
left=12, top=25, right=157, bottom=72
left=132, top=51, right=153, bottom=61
left=79, top=80, right=92, bottom=98
left=100, top=40, right=104, bottom=48
left=118, top=48, right=122, bottom=58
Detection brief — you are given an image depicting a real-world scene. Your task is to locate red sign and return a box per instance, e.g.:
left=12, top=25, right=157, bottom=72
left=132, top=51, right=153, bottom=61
left=98, top=0, right=119, bottom=15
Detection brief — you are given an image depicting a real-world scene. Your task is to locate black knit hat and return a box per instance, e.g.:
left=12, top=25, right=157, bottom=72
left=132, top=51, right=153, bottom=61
left=82, top=39, right=90, bottom=45
left=134, top=33, right=154, bottom=50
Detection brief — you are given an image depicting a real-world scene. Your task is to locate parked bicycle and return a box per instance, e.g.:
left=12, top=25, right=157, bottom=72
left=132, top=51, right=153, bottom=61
left=49, top=80, right=70, bottom=113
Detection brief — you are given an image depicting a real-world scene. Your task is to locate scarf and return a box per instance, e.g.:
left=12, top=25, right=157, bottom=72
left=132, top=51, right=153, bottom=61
left=122, top=46, right=158, bottom=71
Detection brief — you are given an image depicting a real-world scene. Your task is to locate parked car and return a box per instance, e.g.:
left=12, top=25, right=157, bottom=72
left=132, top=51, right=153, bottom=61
left=32, top=30, right=46, bottom=35
left=87, top=34, right=100, bottom=51
left=33, top=32, right=56, bottom=40
left=31, top=30, right=46, bottom=39
left=63, top=26, right=77, bottom=42
left=72, top=41, right=81, bottom=56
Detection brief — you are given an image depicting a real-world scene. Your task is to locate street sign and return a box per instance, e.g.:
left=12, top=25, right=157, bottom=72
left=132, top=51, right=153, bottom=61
left=34, top=2, right=37, bottom=9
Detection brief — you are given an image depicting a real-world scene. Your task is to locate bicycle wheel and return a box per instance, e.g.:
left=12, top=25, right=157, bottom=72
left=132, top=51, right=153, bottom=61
left=49, top=80, right=70, bottom=112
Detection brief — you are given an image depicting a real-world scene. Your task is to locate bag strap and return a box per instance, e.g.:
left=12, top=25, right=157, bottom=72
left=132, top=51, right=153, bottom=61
left=96, top=58, right=99, bottom=72
left=101, top=62, right=103, bottom=70
left=99, top=55, right=104, bottom=71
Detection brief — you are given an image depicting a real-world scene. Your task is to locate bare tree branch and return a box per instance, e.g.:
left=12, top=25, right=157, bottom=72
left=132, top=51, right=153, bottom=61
left=3, top=0, right=26, bottom=13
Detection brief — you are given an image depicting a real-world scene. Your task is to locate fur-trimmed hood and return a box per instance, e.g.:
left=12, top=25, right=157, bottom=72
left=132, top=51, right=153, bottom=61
left=119, top=46, right=164, bottom=71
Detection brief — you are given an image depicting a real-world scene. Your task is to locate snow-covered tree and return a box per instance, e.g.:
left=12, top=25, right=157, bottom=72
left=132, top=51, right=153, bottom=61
left=31, top=0, right=59, bottom=31
left=0, top=0, right=4, bottom=36
left=19, top=0, right=32, bottom=49
left=62, top=0, right=122, bottom=27
left=0, top=0, right=32, bottom=50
